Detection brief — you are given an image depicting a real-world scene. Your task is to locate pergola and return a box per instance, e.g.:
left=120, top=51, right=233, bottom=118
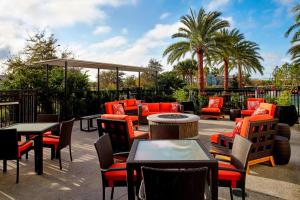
left=34, top=58, right=159, bottom=118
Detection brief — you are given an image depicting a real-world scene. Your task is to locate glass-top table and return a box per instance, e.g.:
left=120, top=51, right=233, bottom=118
left=126, top=139, right=218, bottom=200
left=134, top=140, right=209, bottom=161
left=6, top=122, right=59, bottom=175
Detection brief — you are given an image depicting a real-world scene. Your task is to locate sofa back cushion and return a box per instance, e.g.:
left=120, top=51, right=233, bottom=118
left=259, top=103, right=276, bottom=117
left=240, top=114, right=273, bottom=137
left=170, top=103, right=179, bottom=112
left=127, top=99, right=136, bottom=106
left=105, top=101, right=119, bottom=114
left=247, top=98, right=265, bottom=110
left=208, top=97, right=223, bottom=108
left=147, top=103, right=160, bottom=112
left=159, top=103, right=172, bottom=112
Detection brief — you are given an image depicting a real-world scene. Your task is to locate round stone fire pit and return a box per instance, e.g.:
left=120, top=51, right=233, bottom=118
left=147, top=113, right=200, bottom=139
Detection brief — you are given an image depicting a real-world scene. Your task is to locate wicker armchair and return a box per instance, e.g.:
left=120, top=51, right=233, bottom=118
left=201, top=97, right=224, bottom=119
left=139, top=167, right=208, bottom=200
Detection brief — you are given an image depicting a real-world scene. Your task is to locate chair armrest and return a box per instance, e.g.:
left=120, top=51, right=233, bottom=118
left=113, top=152, right=129, bottom=157
left=101, top=167, right=127, bottom=172
left=210, top=151, right=231, bottom=157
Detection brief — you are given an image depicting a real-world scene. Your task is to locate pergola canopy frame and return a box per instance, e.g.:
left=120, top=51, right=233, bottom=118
left=34, top=58, right=159, bottom=119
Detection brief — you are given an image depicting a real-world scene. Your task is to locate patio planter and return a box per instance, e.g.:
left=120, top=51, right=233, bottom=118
left=275, top=105, right=299, bottom=126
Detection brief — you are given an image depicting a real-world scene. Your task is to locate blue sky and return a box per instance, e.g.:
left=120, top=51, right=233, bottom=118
left=0, top=0, right=297, bottom=79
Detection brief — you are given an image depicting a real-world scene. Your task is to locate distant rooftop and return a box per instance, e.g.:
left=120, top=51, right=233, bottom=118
left=34, top=59, right=158, bottom=73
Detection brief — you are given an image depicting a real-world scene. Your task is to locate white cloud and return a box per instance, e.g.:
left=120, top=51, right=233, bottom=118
left=260, top=52, right=291, bottom=78
left=160, top=12, right=171, bottom=20
left=275, top=0, right=294, bottom=5
left=93, top=26, right=112, bottom=35
left=221, top=16, right=234, bottom=27
left=0, top=0, right=136, bottom=56
left=121, top=28, right=128, bottom=35
left=90, top=36, right=127, bottom=49
left=207, top=0, right=230, bottom=11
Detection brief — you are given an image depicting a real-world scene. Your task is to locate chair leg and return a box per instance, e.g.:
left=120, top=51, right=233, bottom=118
left=3, top=160, right=7, bottom=172
left=229, top=187, right=233, bottom=200
left=69, top=145, right=73, bottom=161
left=16, top=159, right=19, bottom=184
left=242, top=186, right=246, bottom=200
left=26, top=152, right=29, bottom=160
left=110, top=186, right=114, bottom=200
left=57, top=151, right=62, bottom=170
left=102, top=186, right=105, bottom=200
left=51, top=147, right=56, bottom=160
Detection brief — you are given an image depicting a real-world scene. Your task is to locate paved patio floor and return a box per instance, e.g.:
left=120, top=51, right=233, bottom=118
left=0, top=117, right=299, bottom=200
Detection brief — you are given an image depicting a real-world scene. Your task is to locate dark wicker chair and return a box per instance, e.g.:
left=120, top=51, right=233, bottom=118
left=0, top=129, right=33, bottom=183
left=211, top=135, right=252, bottom=200
left=97, top=117, right=148, bottom=154
left=149, top=124, right=180, bottom=139
left=94, top=134, right=131, bottom=200
left=43, top=118, right=75, bottom=170
left=181, top=101, right=196, bottom=114
left=139, top=166, right=208, bottom=200
left=37, top=113, right=60, bottom=135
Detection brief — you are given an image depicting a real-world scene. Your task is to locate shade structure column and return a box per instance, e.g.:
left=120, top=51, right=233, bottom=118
left=44, top=64, right=51, bottom=114
left=138, top=72, right=141, bottom=99
left=97, top=68, right=101, bottom=113
left=63, top=61, right=68, bottom=120
left=155, top=70, right=158, bottom=94
left=116, top=67, right=119, bottom=99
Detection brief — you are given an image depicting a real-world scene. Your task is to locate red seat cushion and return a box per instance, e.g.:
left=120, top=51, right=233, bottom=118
left=210, top=132, right=234, bottom=143
left=218, top=163, right=242, bottom=188
left=124, top=106, right=138, bottom=111
left=202, top=108, right=221, bottom=113
left=18, top=141, right=33, bottom=158
left=148, top=111, right=161, bottom=115
left=43, top=136, right=60, bottom=151
left=104, top=162, right=136, bottom=187
left=128, top=115, right=138, bottom=121
left=241, top=110, right=254, bottom=116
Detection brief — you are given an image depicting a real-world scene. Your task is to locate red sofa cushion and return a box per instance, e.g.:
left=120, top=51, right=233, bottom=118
left=247, top=101, right=260, bottom=110
left=147, top=103, right=160, bottom=112
left=218, top=163, right=241, bottom=188
left=124, top=106, right=138, bottom=111
left=105, top=101, right=119, bottom=114
left=127, top=99, right=136, bottom=106
left=159, top=103, right=172, bottom=112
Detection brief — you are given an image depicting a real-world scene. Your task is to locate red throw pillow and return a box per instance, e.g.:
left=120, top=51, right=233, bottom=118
left=208, top=99, right=220, bottom=108
left=112, top=104, right=125, bottom=115
left=252, top=108, right=269, bottom=116
left=170, top=103, right=179, bottom=112
left=142, top=105, right=149, bottom=116
left=247, top=101, right=260, bottom=110
left=233, top=120, right=243, bottom=135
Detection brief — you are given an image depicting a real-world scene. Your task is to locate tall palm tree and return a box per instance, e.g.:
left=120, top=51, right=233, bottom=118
left=173, top=59, right=197, bottom=85
left=163, top=8, right=229, bottom=93
left=211, top=29, right=243, bottom=90
left=232, top=40, right=264, bottom=88
left=285, top=3, right=300, bottom=65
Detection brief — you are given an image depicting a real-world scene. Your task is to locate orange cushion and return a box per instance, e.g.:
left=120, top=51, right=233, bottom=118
left=241, top=110, right=254, bottom=116
left=208, top=99, right=220, bottom=108
left=128, top=115, right=138, bottom=121
left=252, top=108, right=269, bottom=116
left=210, top=134, right=219, bottom=143
left=104, top=162, right=136, bottom=187
left=148, top=112, right=161, bottom=115
left=124, top=106, right=138, bottom=111
left=101, top=114, right=134, bottom=139
left=18, top=141, right=33, bottom=158
left=127, top=99, right=136, bottom=106
left=202, top=108, right=221, bottom=113
left=170, top=103, right=179, bottom=112
left=147, top=103, right=160, bottom=112
left=259, top=103, right=276, bottom=117
left=105, top=102, right=119, bottom=114
left=142, top=105, right=149, bottom=116
left=112, top=104, right=125, bottom=115
left=247, top=98, right=265, bottom=103
left=159, top=103, right=172, bottom=112
left=119, top=100, right=128, bottom=107
left=43, top=136, right=59, bottom=150
left=218, top=163, right=241, bottom=188
left=232, top=120, right=243, bottom=134
left=247, top=101, right=260, bottom=110
left=209, top=97, right=223, bottom=108
left=240, top=114, right=273, bottom=137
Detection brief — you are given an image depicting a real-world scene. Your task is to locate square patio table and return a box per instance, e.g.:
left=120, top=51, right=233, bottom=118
left=6, top=122, right=59, bottom=175
left=126, top=139, right=218, bottom=200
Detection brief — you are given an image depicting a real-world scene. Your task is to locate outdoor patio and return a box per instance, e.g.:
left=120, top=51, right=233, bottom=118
left=0, top=117, right=299, bottom=200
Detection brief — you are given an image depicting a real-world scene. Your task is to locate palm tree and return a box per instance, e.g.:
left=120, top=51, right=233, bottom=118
left=232, top=40, right=264, bottom=88
left=211, top=29, right=243, bottom=90
left=163, top=8, right=229, bottom=93
left=173, top=59, right=197, bottom=85
left=285, top=3, right=300, bottom=65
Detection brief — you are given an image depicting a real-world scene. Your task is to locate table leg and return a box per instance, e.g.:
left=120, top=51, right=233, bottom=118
left=34, top=134, right=43, bottom=175
left=80, top=119, right=83, bottom=131
left=127, top=166, right=135, bottom=200
left=211, top=164, right=218, bottom=200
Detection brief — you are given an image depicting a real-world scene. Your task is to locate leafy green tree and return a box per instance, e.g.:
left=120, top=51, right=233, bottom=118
left=1, top=31, right=89, bottom=113
left=97, top=70, right=125, bottom=90
left=123, top=75, right=137, bottom=88
left=285, top=3, right=300, bottom=65
left=163, top=8, right=229, bottom=92
left=173, top=59, right=197, bottom=85
left=157, top=71, right=185, bottom=95
left=272, top=63, right=300, bottom=89
left=140, top=59, right=162, bottom=88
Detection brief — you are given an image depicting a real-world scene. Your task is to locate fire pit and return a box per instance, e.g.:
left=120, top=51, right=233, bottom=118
left=147, top=113, right=200, bottom=139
